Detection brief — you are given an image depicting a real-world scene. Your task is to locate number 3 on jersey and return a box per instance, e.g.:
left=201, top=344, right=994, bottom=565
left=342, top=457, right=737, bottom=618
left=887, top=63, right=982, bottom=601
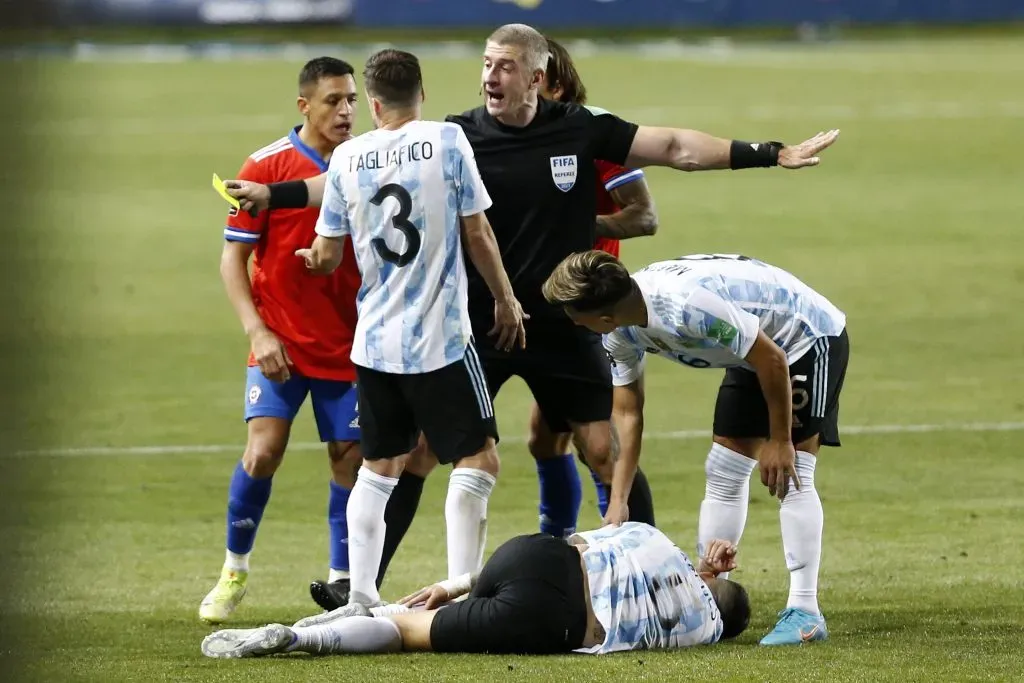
left=370, top=183, right=421, bottom=267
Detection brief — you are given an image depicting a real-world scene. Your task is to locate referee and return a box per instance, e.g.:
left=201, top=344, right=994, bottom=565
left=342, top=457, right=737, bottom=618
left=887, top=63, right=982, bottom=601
left=224, top=26, right=839, bottom=520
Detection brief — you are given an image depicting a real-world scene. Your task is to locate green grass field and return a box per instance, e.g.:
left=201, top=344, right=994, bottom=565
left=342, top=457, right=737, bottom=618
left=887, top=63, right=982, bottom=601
left=2, top=34, right=1024, bottom=682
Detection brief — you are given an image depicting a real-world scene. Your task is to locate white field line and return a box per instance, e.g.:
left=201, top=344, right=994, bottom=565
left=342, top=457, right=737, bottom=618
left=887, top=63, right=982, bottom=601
left=5, top=421, right=1023, bottom=458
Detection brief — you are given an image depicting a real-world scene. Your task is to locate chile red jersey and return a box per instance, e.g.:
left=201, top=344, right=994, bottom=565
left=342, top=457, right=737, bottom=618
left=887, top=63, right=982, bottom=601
left=224, top=127, right=359, bottom=382
left=593, top=160, right=646, bottom=257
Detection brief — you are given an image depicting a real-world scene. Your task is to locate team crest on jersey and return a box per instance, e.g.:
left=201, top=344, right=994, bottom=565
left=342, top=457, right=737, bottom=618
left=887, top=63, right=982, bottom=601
left=550, top=155, right=577, bottom=192
left=248, top=385, right=261, bottom=405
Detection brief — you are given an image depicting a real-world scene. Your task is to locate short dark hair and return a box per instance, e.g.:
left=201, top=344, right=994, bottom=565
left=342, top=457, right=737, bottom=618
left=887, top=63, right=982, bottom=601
left=298, top=56, right=355, bottom=93
left=542, top=250, right=635, bottom=313
left=363, top=49, right=423, bottom=107
left=545, top=38, right=587, bottom=105
left=715, top=579, right=751, bottom=640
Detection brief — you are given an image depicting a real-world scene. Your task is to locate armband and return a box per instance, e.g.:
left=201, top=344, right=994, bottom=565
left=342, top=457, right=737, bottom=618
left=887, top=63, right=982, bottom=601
left=268, top=180, right=309, bottom=209
left=729, top=140, right=783, bottom=170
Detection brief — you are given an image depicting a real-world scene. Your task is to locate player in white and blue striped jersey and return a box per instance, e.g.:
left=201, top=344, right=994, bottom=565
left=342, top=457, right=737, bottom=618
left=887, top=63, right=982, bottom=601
left=294, top=49, right=526, bottom=616
left=542, top=251, right=850, bottom=646
left=200, top=523, right=749, bottom=659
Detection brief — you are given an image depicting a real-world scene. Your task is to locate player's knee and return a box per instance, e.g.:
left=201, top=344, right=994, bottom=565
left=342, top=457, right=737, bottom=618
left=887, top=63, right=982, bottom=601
left=527, top=429, right=567, bottom=461
left=242, top=441, right=286, bottom=477
left=712, top=435, right=761, bottom=459
left=327, top=440, right=361, bottom=487
left=456, top=439, right=501, bottom=477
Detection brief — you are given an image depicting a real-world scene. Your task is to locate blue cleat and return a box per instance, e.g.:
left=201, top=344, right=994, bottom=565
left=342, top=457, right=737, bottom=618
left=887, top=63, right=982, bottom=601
left=759, top=607, right=829, bottom=646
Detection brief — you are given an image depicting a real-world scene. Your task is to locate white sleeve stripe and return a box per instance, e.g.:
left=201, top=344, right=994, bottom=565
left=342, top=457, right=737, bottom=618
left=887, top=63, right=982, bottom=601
left=224, top=228, right=260, bottom=242
left=604, top=169, right=645, bottom=191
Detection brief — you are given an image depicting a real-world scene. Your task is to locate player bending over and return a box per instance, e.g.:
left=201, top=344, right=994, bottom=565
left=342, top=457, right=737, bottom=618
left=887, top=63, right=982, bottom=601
left=542, top=251, right=850, bottom=645
left=201, top=522, right=750, bottom=658
left=294, top=49, right=525, bottom=612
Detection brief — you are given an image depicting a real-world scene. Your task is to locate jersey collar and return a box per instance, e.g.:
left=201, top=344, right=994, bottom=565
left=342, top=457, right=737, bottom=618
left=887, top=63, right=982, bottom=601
left=288, top=126, right=330, bottom=173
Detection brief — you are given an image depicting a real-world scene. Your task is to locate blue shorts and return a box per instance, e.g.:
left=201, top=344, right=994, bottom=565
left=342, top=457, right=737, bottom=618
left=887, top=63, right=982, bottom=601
left=244, top=366, right=360, bottom=443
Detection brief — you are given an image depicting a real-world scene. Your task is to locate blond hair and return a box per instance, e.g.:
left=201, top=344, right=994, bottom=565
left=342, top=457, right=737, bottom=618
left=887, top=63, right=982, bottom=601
left=487, top=23, right=551, bottom=73
left=542, top=251, right=634, bottom=312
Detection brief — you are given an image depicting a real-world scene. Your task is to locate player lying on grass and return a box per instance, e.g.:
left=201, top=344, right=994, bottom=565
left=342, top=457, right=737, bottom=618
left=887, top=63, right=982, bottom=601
left=542, top=251, right=850, bottom=646
left=201, top=522, right=750, bottom=658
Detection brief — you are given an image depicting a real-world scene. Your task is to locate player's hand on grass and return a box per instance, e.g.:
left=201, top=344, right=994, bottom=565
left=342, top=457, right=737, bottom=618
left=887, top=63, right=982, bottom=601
left=490, top=297, right=529, bottom=352
left=250, top=327, right=292, bottom=383
left=698, top=539, right=739, bottom=576
left=399, top=583, right=451, bottom=610
left=758, top=439, right=800, bottom=501
left=777, top=129, right=840, bottom=169
left=603, top=500, right=629, bottom=527
left=224, top=179, right=271, bottom=215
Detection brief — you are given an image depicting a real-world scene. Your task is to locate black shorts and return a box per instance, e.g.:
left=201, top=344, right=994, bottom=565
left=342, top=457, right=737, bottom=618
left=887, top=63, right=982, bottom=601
left=473, top=316, right=612, bottom=433
left=430, top=533, right=588, bottom=654
left=713, top=328, right=850, bottom=447
left=355, top=342, right=499, bottom=465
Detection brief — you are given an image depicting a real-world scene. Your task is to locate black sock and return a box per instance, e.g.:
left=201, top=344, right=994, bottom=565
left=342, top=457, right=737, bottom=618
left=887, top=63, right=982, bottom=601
left=626, top=467, right=656, bottom=526
left=376, top=471, right=425, bottom=589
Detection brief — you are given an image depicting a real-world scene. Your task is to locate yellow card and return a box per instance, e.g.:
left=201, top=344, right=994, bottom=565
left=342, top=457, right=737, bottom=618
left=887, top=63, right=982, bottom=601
left=212, top=173, right=241, bottom=210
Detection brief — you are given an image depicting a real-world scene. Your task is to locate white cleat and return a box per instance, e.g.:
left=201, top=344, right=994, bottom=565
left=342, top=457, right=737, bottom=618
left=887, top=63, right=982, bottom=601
left=201, top=623, right=294, bottom=659
left=292, top=601, right=371, bottom=628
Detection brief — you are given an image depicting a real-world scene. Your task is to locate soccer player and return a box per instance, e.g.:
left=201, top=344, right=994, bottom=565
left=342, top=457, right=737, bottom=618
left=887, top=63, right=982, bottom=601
left=294, top=50, right=525, bottom=612
left=201, top=57, right=423, bottom=624
left=541, top=251, right=850, bottom=646
left=222, top=23, right=839, bottom=516
left=200, top=523, right=750, bottom=658
left=532, top=36, right=659, bottom=535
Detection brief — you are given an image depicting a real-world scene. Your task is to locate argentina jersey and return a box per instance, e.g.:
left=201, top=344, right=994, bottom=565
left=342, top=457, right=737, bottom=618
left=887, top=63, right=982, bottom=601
left=603, top=254, right=847, bottom=385
left=315, top=120, right=492, bottom=374
left=570, top=523, right=722, bottom=654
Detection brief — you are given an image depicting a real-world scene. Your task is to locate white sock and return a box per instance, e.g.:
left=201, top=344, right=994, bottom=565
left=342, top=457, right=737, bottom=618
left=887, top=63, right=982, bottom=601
left=328, top=569, right=349, bottom=583
left=697, top=443, right=757, bottom=580
left=289, top=616, right=402, bottom=654
left=346, top=467, right=399, bottom=606
left=445, top=468, right=496, bottom=579
left=780, top=451, right=824, bottom=615
left=224, top=550, right=250, bottom=572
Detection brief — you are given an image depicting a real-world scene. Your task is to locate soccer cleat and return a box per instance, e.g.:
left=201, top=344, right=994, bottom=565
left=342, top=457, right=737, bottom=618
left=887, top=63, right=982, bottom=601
left=201, top=623, right=294, bottom=659
left=198, top=567, right=249, bottom=624
left=759, top=607, right=829, bottom=646
left=309, top=578, right=351, bottom=611
left=292, top=600, right=370, bottom=629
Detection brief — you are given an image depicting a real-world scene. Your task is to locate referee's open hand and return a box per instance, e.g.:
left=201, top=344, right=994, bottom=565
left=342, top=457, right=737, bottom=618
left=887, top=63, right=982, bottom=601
left=490, top=297, right=528, bottom=352
left=777, top=129, right=840, bottom=169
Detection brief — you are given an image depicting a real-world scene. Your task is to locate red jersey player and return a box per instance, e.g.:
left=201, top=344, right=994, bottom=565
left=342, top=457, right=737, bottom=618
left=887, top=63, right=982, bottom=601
left=529, top=38, right=660, bottom=537
left=200, top=58, right=365, bottom=625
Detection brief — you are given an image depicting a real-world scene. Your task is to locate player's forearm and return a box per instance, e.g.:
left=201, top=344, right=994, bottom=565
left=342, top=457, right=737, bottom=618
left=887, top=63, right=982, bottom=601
left=751, top=347, right=792, bottom=441
left=595, top=202, right=658, bottom=240
left=609, top=412, right=643, bottom=507
left=220, top=249, right=265, bottom=337
left=461, top=218, right=515, bottom=303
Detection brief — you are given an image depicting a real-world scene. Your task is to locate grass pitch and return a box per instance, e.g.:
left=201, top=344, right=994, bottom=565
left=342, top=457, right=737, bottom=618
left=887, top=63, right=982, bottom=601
left=2, top=34, right=1023, bottom=682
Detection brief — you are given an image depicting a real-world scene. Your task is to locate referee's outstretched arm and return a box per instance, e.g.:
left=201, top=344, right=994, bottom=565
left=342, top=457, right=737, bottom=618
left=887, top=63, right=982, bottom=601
left=625, top=127, right=840, bottom=173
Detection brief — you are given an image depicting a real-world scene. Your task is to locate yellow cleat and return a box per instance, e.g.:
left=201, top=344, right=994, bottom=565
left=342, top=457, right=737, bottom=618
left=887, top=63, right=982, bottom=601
left=199, top=567, right=248, bottom=624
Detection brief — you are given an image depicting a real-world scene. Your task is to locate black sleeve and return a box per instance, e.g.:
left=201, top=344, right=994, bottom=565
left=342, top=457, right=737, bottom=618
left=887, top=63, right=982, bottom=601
left=585, top=107, right=640, bottom=166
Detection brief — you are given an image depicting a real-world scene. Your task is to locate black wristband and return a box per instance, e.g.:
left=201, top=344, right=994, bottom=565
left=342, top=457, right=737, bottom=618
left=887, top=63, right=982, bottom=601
left=729, top=140, right=783, bottom=170
left=267, top=180, right=310, bottom=209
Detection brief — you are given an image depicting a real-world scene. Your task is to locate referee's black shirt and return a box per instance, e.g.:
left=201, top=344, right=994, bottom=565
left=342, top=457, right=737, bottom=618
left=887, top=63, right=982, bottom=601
left=446, top=98, right=639, bottom=322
